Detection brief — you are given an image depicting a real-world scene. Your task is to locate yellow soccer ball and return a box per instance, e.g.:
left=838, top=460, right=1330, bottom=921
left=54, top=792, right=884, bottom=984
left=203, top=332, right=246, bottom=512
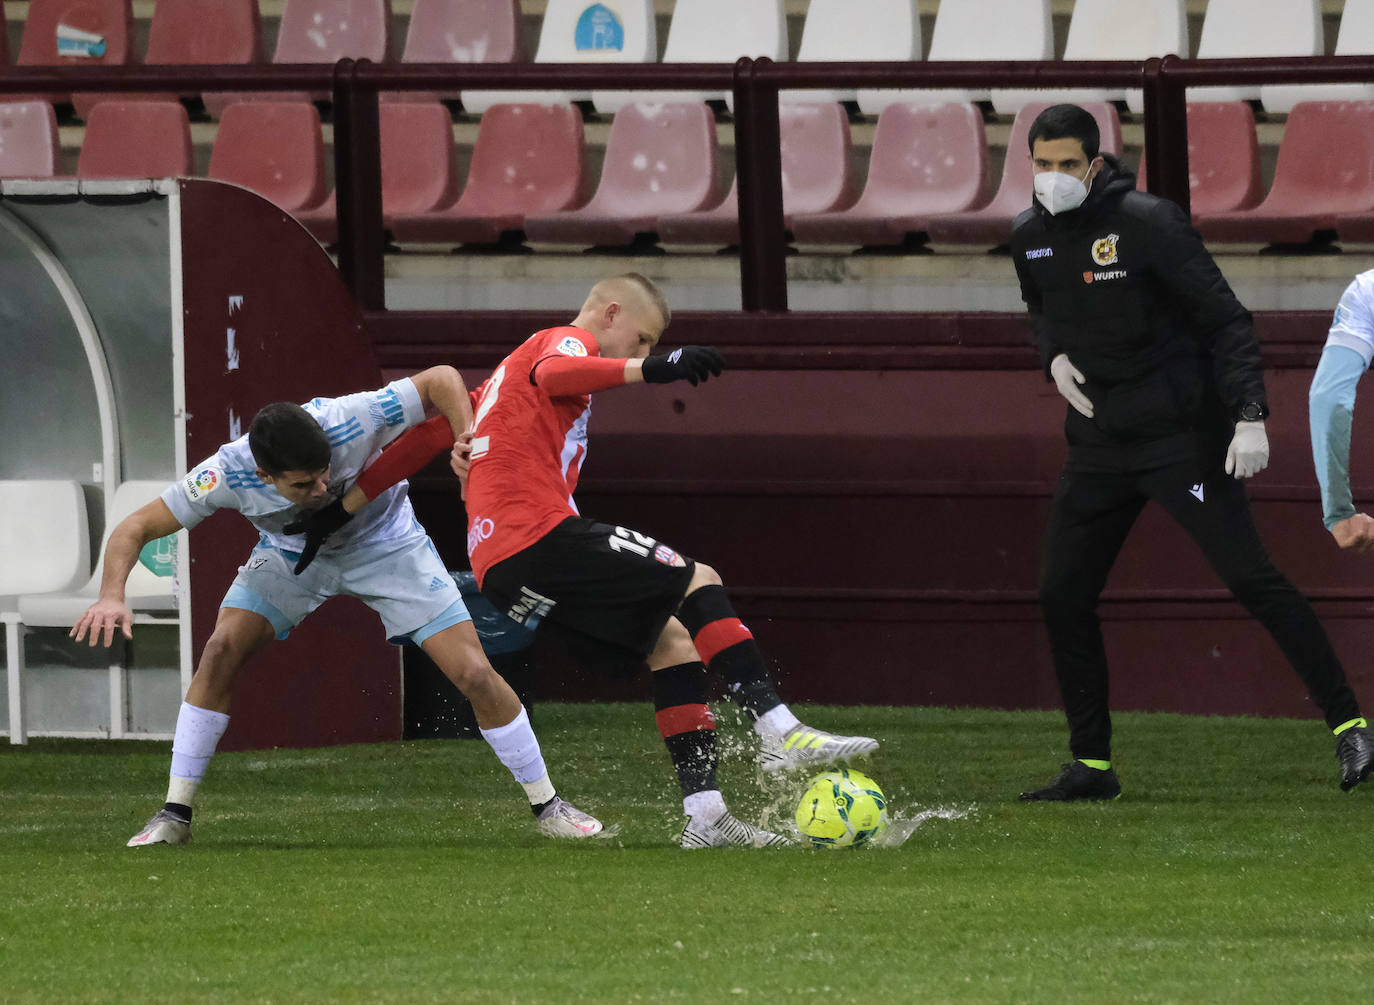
left=795, top=767, right=888, bottom=849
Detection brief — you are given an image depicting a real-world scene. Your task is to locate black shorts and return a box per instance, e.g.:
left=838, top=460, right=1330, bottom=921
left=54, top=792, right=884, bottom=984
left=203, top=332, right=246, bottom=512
left=481, top=517, right=696, bottom=660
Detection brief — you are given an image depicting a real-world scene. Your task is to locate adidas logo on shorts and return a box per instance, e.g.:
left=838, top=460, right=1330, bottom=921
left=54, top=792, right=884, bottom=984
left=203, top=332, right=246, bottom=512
left=428, top=577, right=447, bottom=593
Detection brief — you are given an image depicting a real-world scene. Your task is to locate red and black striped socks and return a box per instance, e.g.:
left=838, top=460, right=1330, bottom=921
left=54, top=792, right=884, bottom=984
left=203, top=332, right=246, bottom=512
left=676, top=584, right=783, bottom=721
left=652, top=661, right=719, bottom=796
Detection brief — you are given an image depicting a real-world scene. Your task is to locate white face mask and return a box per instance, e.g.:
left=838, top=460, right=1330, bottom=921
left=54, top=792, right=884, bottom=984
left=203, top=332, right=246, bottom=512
left=1034, top=164, right=1095, bottom=215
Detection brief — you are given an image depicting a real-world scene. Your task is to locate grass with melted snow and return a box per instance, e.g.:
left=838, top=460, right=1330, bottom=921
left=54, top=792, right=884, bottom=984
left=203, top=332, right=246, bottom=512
left=2, top=702, right=1372, bottom=1003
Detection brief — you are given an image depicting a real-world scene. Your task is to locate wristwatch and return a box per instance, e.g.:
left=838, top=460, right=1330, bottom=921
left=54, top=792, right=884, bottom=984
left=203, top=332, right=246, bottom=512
left=1235, top=401, right=1269, bottom=422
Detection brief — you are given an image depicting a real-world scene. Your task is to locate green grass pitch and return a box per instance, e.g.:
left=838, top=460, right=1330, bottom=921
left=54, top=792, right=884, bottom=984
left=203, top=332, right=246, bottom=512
left=2, top=702, right=1371, bottom=1003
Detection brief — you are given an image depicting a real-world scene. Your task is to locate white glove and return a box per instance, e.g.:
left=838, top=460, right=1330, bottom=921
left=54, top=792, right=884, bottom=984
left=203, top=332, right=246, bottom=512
left=1225, top=419, right=1269, bottom=479
left=1049, top=354, right=1094, bottom=418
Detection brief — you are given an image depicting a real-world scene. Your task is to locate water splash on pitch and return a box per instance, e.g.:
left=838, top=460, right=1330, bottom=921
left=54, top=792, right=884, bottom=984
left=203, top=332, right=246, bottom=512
left=869, top=803, right=974, bottom=849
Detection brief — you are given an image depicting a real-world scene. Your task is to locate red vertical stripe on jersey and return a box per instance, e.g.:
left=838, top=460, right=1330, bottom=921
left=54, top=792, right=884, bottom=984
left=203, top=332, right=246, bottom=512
left=656, top=704, right=717, bottom=737
left=692, top=618, right=754, bottom=665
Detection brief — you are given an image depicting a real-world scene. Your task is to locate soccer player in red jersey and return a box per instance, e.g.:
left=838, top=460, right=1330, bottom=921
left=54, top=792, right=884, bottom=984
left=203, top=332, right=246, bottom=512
left=295, top=274, right=879, bottom=848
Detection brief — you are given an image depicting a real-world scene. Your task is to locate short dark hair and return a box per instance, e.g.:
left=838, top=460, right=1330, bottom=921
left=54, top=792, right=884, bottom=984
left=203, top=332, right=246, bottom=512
left=1028, top=104, right=1101, bottom=159
left=248, top=402, right=331, bottom=476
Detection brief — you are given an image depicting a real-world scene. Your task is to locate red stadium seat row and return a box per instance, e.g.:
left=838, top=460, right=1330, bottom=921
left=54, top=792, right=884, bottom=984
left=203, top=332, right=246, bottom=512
left=7, top=1, right=1374, bottom=121
left=0, top=0, right=519, bottom=119
left=9, top=94, right=1374, bottom=251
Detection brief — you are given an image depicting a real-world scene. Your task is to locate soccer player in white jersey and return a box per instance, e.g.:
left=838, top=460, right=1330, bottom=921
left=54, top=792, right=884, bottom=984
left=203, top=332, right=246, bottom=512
left=71, top=366, right=601, bottom=846
left=292, top=275, right=880, bottom=848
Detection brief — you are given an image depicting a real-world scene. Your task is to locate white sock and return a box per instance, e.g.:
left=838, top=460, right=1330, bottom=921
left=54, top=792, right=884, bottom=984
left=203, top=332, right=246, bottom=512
left=479, top=706, right=553, bottom=804
left=754, top=703, right=801, bottom=739
left=683, top=789, right=727, bottom=819
left=166, top=701, right=230, bottom=808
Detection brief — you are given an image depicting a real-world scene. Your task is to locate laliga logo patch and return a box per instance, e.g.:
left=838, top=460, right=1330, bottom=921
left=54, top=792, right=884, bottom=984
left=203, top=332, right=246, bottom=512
left=556, top=336, right=588, bottom=357
left=1091, top=233, right=1120, bottom=266
left=182, top=466, right=223, bottom=502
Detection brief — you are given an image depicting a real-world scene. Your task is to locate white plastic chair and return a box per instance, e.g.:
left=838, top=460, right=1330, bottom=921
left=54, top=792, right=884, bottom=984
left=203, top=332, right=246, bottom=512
left=1262, top=0, right=1374, bottom=111
left=994, top=0, right=1187, bottom=114
left=594, top=0, right=787, bottom=113
left=462, top=0, right=657, bottom=113
left=1194, top=0, right=1322, bottom=104
left=782, top=0, right=920, bottom=106
left=1, top=481, right=91, bottom=744
left=13, top=481, right=178, bottom=744
left=859, top=0, right=1051, bottom=116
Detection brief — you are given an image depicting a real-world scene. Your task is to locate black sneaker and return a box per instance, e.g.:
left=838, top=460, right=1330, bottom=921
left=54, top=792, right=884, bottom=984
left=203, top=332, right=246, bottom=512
left=1019, top=761, right=1122, bottom=802
left=1337, top=726, right=1374, bottom=791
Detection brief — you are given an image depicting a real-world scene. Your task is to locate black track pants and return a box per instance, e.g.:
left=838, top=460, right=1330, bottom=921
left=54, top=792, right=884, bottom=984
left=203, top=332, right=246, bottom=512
left=1039, top=456, right=1360, bottom=760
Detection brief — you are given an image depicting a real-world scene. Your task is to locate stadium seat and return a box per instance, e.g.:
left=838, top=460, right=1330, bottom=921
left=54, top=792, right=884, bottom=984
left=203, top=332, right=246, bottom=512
left=859, top=0, right=1051, bottom=116
left=17, top=0, right=135, bottom=118
left=1193, top=0, right=1322, bottom=105
left=1197, top=101, right=1374, bottom=246
left=0, top=481, right=90, bottom=599
left=0, top=101, right=61, bottom=178
left=75, top=101, right=193, bottom=179
left=0, top=480, right=90, bottom=744
left=924, top=101, right=1121, bottom=248
left=208, top=102, right=330, bottom=214
left=1262, top=0, right=1374, bottom=111
left=781, top=0, right=921, bottom=107
left=15, top=482, right=177, bottom=745
left=658, top=102, right=857, bottom=247
left=388, top=103, right=589, bottom=247
left=144, top=0, right=266, bottom=118
left=788, top=101, right=990, bottom=249
left=593, top=0, right=786, bottom=113
left=994, top=0, right=1187, bottom=115
left=213, top=0, right=393, bottom=110
left=523, top=102, right=722, bottom=249
left=296, top=101, right=461, bottom=244
left=391, top=0, right=522, bottom=104
left=1136, top=102, right=1263, bottom=217
left=463, top=0, right=656, bottom=114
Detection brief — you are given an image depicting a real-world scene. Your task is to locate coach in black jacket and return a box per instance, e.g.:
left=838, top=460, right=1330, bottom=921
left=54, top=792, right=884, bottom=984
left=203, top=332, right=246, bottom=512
left=1009, top=104, right=1372, bottom=800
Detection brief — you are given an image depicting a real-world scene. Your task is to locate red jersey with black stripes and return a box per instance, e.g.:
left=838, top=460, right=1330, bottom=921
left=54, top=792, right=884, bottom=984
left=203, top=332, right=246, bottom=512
left=464, top=326, right=600, bottom=584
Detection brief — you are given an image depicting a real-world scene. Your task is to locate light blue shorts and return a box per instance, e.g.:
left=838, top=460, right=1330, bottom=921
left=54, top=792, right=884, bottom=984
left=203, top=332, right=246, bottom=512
left=221, top=530, right=471, bottom=646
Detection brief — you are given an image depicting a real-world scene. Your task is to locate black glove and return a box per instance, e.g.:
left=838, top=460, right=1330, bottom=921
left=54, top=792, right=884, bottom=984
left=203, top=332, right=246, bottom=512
left=640, top=346, right=725, bottom=386
left=283, top=498, right=354, bottom=575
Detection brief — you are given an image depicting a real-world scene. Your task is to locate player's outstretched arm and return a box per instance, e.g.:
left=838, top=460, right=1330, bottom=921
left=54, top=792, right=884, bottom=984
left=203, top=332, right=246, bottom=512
left=1310, top=343, right=1367, bottom=541
left=410, top=365, right=473, bottom=441
left=71, top=499, right=183, bottom=647
left=287, top=415, right=459, bottom=575
left=533, top=346, right=725, bottom=396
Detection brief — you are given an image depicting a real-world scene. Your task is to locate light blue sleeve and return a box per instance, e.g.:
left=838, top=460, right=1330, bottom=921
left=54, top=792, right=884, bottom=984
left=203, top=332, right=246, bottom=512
left=312, top=378, right=425, bottom=466
left=1310, top=344, right=1367, bottom=530
left=159, top=449, right=246, bottom=530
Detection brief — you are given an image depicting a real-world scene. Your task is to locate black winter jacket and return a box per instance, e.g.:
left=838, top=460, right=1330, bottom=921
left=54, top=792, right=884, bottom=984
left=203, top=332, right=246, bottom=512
left=1010, top=155, right=1267, bottom=472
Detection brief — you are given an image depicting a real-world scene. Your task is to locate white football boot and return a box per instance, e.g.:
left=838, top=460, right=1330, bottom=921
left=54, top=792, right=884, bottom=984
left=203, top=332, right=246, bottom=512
left=127, top=809, right=192, bottom=847
left=536, top=796, right=604, bottom=838
left=757, top=725, right=879, bottom=774
left=680, top=809, right=791, bottom=849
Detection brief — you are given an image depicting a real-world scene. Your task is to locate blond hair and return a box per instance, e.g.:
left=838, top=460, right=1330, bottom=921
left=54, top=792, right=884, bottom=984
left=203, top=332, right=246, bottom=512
left=583, top=273, right=671, bottom=328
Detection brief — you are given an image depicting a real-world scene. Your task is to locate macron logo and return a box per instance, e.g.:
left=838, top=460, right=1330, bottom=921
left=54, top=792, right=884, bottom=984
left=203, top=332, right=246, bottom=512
left=1025, top=247, right=1053, bottom=260
left=1189, top=483, right=1205, bottom=502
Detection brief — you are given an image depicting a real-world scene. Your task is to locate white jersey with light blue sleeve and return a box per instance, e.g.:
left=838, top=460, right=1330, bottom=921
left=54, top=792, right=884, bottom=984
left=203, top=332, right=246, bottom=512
left=161, top=378, right=430, bottom=554
left=1310, top=270, right=1374, bottom=529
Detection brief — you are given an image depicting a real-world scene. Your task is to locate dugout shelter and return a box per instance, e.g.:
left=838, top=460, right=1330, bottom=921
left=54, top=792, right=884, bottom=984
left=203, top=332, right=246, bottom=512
left=1, top=178, right=400, bottom=750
